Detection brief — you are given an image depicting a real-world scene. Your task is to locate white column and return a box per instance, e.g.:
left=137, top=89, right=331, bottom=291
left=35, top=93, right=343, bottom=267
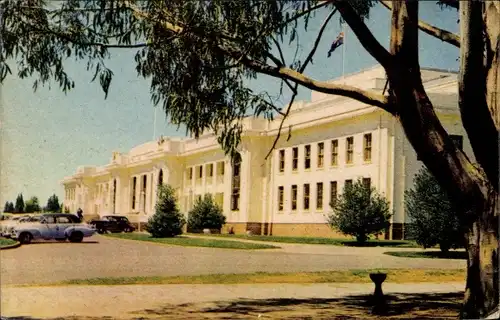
left=223, top=160, right=232, bottom=218
left=240, top=150, right=251, bottom=223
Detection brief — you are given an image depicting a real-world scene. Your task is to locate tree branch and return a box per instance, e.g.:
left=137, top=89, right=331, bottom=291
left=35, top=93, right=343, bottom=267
left=380, top=0, right=460, bottom=48
left=334, top=0, right=393, bottom=69
left=457, top=1, right=499, bottom=190
left=265, top=7, right=341, bottom=161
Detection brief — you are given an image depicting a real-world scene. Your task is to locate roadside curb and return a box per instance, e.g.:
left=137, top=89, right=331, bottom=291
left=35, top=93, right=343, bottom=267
left=0, top=242, right=21, bottom=250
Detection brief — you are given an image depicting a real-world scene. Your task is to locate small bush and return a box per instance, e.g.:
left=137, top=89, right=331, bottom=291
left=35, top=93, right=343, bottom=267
left=328, top=179, right=391, bottom=243
left=405, top=168, right=465, bottom=252
left=145, top=185, right=186, bottom=238
left=188, top=194, right=226, bottom=232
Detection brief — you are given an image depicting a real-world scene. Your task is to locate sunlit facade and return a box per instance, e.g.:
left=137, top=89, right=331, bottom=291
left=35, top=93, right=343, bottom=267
left=62, top=66, right=470, bottom=239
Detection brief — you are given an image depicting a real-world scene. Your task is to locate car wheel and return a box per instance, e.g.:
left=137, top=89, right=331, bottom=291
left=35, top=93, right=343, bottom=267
left=69, top=232, right=84, bottom=243
left=19, top=232, right=32, bottom=244
left=97, top=229, right=105, bottom=234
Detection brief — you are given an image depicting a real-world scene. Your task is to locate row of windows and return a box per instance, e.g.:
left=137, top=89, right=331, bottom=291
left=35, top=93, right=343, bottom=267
left=277, top=178, right=371, bottom=212
left=187, top=161, right=226, bottom=180
left=278, top=134, right=372, bottom=173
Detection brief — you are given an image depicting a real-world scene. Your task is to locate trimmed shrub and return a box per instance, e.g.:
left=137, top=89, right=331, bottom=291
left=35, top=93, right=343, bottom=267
left=188, top=194, right=226, bottom=232
left=328, top=178, right=391, bottom=243
left=145, top=184, right=186, bottom=237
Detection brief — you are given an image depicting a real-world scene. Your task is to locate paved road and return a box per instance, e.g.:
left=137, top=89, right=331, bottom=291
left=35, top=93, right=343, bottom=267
left=1, top=282, right=465, bottom=319
left=0, top=235, right=465, bottom=286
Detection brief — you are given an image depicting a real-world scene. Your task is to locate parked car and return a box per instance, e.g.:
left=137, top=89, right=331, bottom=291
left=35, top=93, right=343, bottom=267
left=1, top=215, right=30, bottom=237
left=88, top=215, right=135, bottom=234
left=3, top=215, right=42, bottom=238
left=11, top=213, right=96, bottom=244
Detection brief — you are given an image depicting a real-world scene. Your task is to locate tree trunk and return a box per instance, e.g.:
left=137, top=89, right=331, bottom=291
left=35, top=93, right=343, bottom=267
left=461, top=186, right=499, bottom=319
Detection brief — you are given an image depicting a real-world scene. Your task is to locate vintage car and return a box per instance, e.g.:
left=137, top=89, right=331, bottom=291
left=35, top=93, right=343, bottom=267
left=2, top=215, right=41, bottom=238
left=1, top=215, right=31, bottom=237
left=88, top=215, right=135, bottom=234
left=11, top=213, right=96, bottom=244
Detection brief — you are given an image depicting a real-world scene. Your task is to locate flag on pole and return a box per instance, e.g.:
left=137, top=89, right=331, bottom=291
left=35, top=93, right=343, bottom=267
left=327, top=32, right=344, bottom=57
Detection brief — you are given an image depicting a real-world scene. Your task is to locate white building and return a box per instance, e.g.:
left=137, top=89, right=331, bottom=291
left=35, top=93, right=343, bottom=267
left=61, top=65, right=471, bottom=240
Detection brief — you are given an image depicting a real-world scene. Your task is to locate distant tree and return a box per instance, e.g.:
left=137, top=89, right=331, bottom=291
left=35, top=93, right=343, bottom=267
left=406, top=168, right=465, bottom=253
left=188, top=194, right=226, bottom=232
left=24, top=196, right=41, bottom=213
left=7, top=202, right=15, bottom=213
left=45, top=194, right=61, bottom=213
left=3, top=201, right=10, bottom=213
left=328, top=179, right=391, bottom=244
left=145, top=185, right=186, bottom=237
left=14, top=194, right=25, bottom=213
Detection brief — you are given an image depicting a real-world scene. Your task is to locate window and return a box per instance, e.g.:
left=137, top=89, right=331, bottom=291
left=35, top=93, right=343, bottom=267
left=330, top=181, right=338, bottom=205
left=56, top=216, right=71, bottom=224
left=231, top=154, right=242, bottom=211
left=316, top=182, right=323, bottom=210
left=292, top=147, right=299, bottom=171
left=363, top=133, right=372, bottom=162
left=346, top=137, right=354, bottom=164
left=345, top=179, right=353, bottom=190
left=113, top=179, right=117, bottom=214
left=331, top=140, right=338, bottom=166
left=303, top=184, right=310, bottom=210
left=450, top=135, right=463, bottom=151
left=208, top=164, right=214, bottom=177
left=291, top=185, right=298, bottom=211
left=363, top=177, right=371, bottom=189
left=188, top=167, right=193, bottom=180
left=158, top=169, right=163, bottom=185
left=198, top=165, right=203, bottom=178
left=218, top=161, right=225, bottom=176
left=304, top=145, right=311, bottom=169
left=132, top=177, right=137, bottom=210
left=317, top=142, right=324, bottom=168
left=279, top=150, right=285, bottom=173
left=142, top=175, right=147, bottom=211
left=278, top=186, right=284, bottom=211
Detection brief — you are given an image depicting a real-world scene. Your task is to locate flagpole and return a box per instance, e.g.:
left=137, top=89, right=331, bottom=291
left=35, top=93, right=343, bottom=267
left=342, top=23, right=346, bottom=84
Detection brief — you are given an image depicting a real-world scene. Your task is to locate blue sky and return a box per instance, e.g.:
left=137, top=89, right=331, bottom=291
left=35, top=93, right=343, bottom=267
left=0, top=3, right=459, bottom=208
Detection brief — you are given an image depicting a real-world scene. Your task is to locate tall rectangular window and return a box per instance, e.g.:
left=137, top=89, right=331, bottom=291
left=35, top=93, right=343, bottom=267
left=131, top=177, right=137, bottom=210
left=217, top=161, right=225, bottom=176
left=303, top=184, right=310, bottom=210
left=345, top=179, right=353, bottom=190
left=346, top=137, right=354, bottom=164
left=208, top=163, right=214, bottom=177
left=331, top=140, right=338, bottom=166
left=330, top=181, right=337, bottom=205
left=317, top=142, right=324, bottom=168
left=198, top=165, right=203, bottom=178
left=279, top=149, right=285, bottom=173
left=292, top=147, right=299, bottom=171
left=363, top=133, right=372, bottom=162
left=316, top=182, right=323, bottom=210
left=278, top=186, right=284, bottom=211
left=363, top=177, right=371, bottom=189
left=291, top=185, right=297, bottom=211
left=188, top=167, right=193, bottom=180
left=304, top=145, right=311, bottom=169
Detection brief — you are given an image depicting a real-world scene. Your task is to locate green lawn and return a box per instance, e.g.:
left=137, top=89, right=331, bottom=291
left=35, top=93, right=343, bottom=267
left=384, top=250, right=467, bottom=260
left=196, top=234, right=418, bottom=248
left=0, top=237, right=17, bottom=248
left=44, top=268, right=465, bottom=286
left=105, top=233, right=279, bottom=250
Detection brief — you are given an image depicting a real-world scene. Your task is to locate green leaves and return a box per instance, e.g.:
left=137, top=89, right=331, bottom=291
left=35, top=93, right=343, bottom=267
left=187, top=194, right=226, bottom=232
left=328, top=179, right=391, bottom=243
left=405, top=168, right=464, bottom=252
left=146, top=184, right=186, bottom=238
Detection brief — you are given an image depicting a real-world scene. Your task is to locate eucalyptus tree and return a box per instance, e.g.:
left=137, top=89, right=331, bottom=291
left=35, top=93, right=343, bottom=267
left=1, top=0, right=498, bottom=317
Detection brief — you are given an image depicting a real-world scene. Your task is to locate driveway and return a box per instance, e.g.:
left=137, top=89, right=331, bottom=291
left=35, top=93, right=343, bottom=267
left=0, top=235, right=466, bottom=286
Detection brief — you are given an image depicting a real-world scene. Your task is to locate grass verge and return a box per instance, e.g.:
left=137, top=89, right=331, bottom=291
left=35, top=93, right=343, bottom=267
left=384, top=250, right=467, bottom=260
left=104, top=233, right=279, bottom=250
left=0, top=237, right=17, bottom=248
left=43, top=269, right=465, bottom=286
left=195, top=234, right=418, bottom=248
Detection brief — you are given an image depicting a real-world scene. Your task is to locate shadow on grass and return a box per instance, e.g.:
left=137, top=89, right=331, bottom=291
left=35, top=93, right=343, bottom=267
left=0, top=292, right=463, bottom=319
left=134, top=292, right=463, bottom=320
left=384, top=250, right=467, bottom=260
left=341, top=240, right=412, bottom=247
